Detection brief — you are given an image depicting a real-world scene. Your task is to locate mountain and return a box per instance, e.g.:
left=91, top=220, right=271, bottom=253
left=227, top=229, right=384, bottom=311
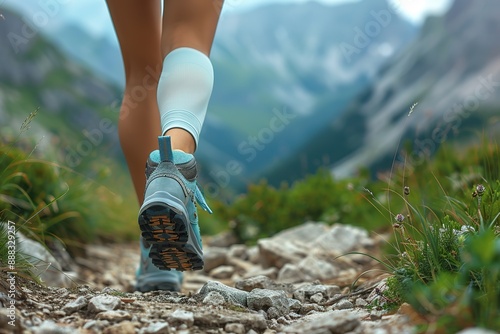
left=265, top=0, right=500, bottom=184
left=45, top=23, right=124, bottom=86
left=0, top=8, right=123, bottom=175
left=1, top=1, right=418, bottom=195
left=199, top=0, right=417, bottom=191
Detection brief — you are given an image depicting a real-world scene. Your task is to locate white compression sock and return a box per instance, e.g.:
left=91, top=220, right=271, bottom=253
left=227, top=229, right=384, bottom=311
left=157, top=47, right=214, bottom=147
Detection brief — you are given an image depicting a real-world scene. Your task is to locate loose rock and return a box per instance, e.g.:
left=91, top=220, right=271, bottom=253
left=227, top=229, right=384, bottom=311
left=95, top=310, right=132, bottom=322
left=203, top=247, right=228, bottom=272
left=334, top=299, right=354, bottom=310
left=88, top=294, right=121, bottom=313
left=103, top=321, right=136, bottom=334
left=202, top=291, right=226, bottom=306
left=33, top=320, right=74, bottom=334
left=62, top=296, right=87, bottom=314
left=247, top=289, right=290, bottom=318
left=280, top=310, right=360, bottom=333
left=210, top=265, right=235, bottom=279
left=198, top=281, right=248, bottom=307
left=139, top=322, right=171, bottom=334
left=224, top=323, right=246, bottom=334
left=168, top=309, right=194, bottom=327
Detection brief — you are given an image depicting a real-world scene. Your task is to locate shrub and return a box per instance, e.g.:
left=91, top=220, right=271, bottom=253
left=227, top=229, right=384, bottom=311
left=372, top=145, right=500, bottom=332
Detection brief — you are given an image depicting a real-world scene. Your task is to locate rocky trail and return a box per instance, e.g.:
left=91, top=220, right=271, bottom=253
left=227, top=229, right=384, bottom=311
left=1, top=223, right=421, bottom=334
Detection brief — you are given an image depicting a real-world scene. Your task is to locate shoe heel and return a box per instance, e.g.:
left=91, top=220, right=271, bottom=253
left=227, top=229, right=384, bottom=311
left=138, top=180, right=203, bottom=271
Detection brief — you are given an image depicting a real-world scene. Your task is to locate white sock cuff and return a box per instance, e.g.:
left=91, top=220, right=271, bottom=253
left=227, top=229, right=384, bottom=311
left=158, top=47, right=214, bottom=147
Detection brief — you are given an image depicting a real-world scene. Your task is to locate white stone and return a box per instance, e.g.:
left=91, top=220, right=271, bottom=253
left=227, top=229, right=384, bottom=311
left=314, top=224, right=371, bottom=254
left=88, top=294, right=121, bottom=313
left=297, top=255, right=339, bottom=281
left=209, top=265, right=235, bottom=279
left=202, top=291, right=226, bottom=306
left=62, top=296, right=87, bottom=314
left=168, top=310, right=194, bottom=327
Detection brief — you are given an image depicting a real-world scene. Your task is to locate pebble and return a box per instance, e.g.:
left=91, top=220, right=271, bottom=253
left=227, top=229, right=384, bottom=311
left=198, top=281, right=249, bottom=307
left=139, top=321, right=171, bottom=334
left=202, top=291, right=226, bottom=306
left=88, top=294, right=122, bottom=313
left=32, top=320, right=74, bottom=334
left=210, top=265, right=236, bottom=279
left=355, top=298, right=368, bottom=307
left=370, top=310, right=385, bottom=320
left=168, top=309, right=194, bottom=327
left=95, top=310, right=132, bottom=321
left=247, top=289, right=290, bottom=318
left=334, top=299, right=354, bottom=310
left=224, top=323, right=246, bottom=334
left=310, top=292, right=323, bottom=304
left=62, top=296, right=87, bottom=314
left=103, top=321, right=136, bottom=334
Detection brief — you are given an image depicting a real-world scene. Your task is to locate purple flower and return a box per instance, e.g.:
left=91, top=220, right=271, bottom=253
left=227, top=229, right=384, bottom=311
left=395, top=214, right=405, bottom=223
left=476, top=184, right=485, bottom=196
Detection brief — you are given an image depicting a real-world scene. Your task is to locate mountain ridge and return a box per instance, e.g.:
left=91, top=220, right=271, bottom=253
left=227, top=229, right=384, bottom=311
left=2, top=1, right=418, bottom=195
left=265, top=0, right=500, bottom=184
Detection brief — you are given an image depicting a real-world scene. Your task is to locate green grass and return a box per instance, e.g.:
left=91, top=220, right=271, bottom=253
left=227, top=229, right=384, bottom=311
left=0, top=112, right=139, bottom=258
left=360, top=137, right=500, bottom=332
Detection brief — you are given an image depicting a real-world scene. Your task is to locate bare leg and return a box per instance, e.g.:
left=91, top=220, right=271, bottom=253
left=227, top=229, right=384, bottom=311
left=161, top=0, right=223, bottom=153
left=106, top=0, right=162, bottom=204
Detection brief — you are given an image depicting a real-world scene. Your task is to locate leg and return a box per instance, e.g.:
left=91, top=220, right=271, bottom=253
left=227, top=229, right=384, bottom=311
left=159, top=0, right=223, bottom=153
left=106, top=0, right=162, bottom=204
left=162, top=0, right=222, bottom=57
left=135, top=1, right=221, bottom=272
left=107, top=1, right=185, bottom=291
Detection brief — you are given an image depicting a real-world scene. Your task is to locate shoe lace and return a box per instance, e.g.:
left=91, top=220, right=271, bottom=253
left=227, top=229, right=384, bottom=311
left=195, top=184, right=213, bottom=214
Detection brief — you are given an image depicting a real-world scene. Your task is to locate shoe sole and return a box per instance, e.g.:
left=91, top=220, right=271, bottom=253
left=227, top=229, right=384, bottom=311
left=138, top=192, right=204, bottom=271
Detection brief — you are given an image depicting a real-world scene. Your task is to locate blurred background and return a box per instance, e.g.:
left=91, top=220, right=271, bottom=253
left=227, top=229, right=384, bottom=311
left=1, top=0, right=499, bottom=243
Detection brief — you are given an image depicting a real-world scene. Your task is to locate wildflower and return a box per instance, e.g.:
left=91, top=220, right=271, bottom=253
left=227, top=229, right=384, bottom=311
left=454, top=225, right=475, bottom=237
left=476, top=184, right=485, bottom=196
left=403, top=186, right=410, bottom=196
left=395, top=214, right=405, bottom=223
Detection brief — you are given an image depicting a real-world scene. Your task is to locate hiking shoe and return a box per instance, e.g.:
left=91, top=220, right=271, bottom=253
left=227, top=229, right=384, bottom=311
left=138, top=136, right=212, bottom=271
left=135, top=237, right=183, bottom=292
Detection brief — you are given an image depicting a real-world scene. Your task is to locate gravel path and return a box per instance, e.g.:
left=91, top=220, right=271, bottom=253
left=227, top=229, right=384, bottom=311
left=0, top=223, right=420, bottom=333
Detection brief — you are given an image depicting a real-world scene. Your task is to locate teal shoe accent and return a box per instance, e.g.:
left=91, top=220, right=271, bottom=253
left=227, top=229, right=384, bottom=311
left=138, top=136, right=211, bottom=271
left=135, top=237, right=182, bottom=292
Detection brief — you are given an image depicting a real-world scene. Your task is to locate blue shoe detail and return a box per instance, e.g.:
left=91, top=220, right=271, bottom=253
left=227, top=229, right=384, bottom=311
left=138, top=136, right=211, bottom=271
left=135, top=237, right=182, bottom=292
